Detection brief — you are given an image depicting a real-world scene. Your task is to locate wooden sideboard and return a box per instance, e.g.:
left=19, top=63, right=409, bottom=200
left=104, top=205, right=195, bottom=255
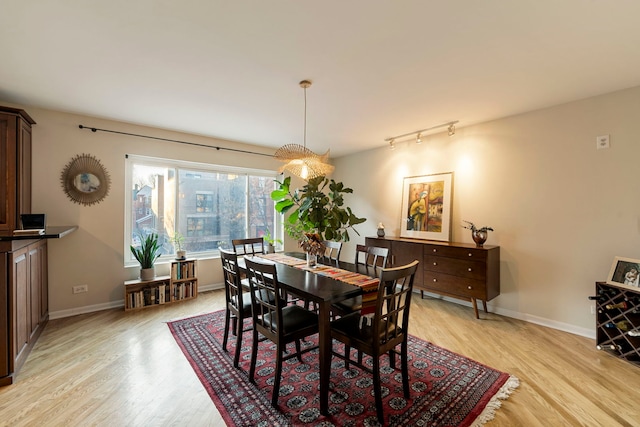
left=366, top=236, right=500, bottom=319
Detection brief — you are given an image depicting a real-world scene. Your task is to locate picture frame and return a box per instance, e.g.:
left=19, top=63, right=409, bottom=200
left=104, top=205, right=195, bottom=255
left=607, top=256, right=640, bottom=289
left=400, top=172, right=453, bottom=241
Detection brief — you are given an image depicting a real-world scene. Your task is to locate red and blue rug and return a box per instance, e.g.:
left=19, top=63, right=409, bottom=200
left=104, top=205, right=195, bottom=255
left=168, top=310, right=518, bottom=426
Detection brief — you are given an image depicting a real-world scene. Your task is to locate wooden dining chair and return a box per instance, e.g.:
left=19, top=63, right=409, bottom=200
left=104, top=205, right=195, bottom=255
left=219, top=248, right=255, bottom=369
left=332, top=245, right=390, bottom=317
left=232, top=237, right=265, bottom=256
left=245, top=257, right=320, bottom=407
left=330, top=260, right=419, bottom=424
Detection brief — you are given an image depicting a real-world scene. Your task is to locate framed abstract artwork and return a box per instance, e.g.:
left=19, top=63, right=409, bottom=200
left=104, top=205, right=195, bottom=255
left=607, top=256, right=640, bottom=289
left=400, top=172, right=453, bottom=241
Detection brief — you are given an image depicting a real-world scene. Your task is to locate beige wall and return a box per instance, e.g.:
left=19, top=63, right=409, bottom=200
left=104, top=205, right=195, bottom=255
left=21, top=107, right=280, bottom=318
left=5, top=84, right=639, bottom=335
left=332, top=85, right=640, bottom=338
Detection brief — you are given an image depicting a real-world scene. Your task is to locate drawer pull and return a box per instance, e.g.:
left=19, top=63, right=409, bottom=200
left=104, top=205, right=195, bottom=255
left=468, top=268, right=472, bottom=272
left=433, top=249, right=437, bottom=253
left=467, top=286, right=472, bottom=290
left=433, top=278, right=437, bottom=282
left=468, top=253, right=473, bottom=257
left=433, top=262, right=437, bottom=266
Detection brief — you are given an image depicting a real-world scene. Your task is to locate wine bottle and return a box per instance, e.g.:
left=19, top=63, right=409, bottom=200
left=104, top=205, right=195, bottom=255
left=588, top=295, right=605, bottom=302
left=604, top=321, right=633, bottom=331
left=628, top=330, right=640, bottom=337
left=605, top=301, right=628, bottom=310
left=596, top=344, right=621, bottom=351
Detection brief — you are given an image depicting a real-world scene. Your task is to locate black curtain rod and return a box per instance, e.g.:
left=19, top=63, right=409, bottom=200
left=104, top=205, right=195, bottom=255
left=78, top=124, right=275, bottom=158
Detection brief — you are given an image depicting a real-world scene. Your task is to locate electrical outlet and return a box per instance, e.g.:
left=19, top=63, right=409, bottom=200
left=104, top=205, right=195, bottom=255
left=596, top=135, right=610, bottom=150
left=590, top=305, right=595, bottom=315
left=72, top=285, right=88, bottom=294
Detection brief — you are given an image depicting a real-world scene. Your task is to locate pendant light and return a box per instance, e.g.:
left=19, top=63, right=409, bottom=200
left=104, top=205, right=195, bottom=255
left=274, top=80, right=334, bottom=180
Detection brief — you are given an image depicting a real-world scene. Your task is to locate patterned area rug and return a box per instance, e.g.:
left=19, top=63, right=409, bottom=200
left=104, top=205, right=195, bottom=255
left=168, top=310, right=518, bottom=427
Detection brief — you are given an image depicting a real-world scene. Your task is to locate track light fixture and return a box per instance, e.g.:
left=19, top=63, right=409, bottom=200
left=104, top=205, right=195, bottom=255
left=384, top=120, right=459, bottom=148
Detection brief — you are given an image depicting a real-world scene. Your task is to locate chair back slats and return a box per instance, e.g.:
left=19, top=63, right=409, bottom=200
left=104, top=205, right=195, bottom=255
left=322, top=240, right=342, bottom=263
left=245, top=258, right=282, bottom=339
left=375, top=260, right=419, bottom=347
left=219, top=248, right=242, bottom=311
left=355, top=244, right=389, bottom=272
left=232, top=237, right=266, bottom=256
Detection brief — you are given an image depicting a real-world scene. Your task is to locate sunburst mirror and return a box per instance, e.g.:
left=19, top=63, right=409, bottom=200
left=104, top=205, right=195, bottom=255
left=60, top=153, right=111, bottom=206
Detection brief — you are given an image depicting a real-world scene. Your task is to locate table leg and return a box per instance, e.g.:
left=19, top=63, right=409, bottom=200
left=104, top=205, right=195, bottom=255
left=482, top=299, right=488, bottom=314
left=318, top=300, right=330, bottom=415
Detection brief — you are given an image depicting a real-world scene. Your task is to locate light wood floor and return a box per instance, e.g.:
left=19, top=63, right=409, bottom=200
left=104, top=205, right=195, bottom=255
left=1, top=290, right=639, bottom=427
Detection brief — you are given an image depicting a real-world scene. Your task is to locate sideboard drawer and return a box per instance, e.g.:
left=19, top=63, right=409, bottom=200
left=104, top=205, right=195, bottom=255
left=423, top=255, right=486, bottom=281
left=423, top=271, right=486, bottom=299
left=423, top=245, right=487, bottom=261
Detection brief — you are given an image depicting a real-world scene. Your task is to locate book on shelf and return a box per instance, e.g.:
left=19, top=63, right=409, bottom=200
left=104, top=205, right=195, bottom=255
left=13, top=228, right=45, bottom=235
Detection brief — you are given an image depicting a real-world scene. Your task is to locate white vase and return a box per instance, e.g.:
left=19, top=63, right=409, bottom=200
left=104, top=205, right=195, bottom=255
left=140, top=267, right=155, bottom=281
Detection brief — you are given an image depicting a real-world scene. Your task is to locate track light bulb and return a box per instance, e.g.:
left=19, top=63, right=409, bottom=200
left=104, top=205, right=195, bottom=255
left=448, top=124, right=455, bottom=136
left=389, top=139, right=396, bottom=150
left=416, top=133, right=422, bottom=144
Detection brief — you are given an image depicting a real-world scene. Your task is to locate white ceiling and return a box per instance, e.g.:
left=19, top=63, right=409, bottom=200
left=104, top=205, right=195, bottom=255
left=2, top=1, right=640, bottom=157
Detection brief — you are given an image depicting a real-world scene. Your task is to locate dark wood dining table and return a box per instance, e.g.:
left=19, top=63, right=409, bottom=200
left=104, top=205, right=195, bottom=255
left=238, top=253, right=374, bottom=415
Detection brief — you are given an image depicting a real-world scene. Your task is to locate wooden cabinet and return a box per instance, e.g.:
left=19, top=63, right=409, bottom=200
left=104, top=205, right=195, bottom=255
left=0, top=106, right=35, bottom=232
left=366, top=236, right=500, bottom=319
left=124, top=260, right=198, bottom=311
left=1, top=239, right=48, bottom=385
left=0, top=105, right=43, bottom=386
left=593, top=282, right=640, bottom=366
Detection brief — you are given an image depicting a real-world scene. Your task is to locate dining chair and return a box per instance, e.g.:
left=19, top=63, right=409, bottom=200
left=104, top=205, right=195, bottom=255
left=219, top=248, right=254, bottom=369
left=330, top=260, right=419, bottom=424
left=232, top=237, right=266, bottom=256
left=245, top=257, right=320, bottom=407
left=332, top=245, right=390, bottom=317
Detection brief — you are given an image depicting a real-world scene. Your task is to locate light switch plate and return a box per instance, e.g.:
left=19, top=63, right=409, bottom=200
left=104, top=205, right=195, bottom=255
left=596, top=135, right=610, bottom=150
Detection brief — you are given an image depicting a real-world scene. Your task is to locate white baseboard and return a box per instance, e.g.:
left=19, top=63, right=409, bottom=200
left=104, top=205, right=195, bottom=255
left=416, top=291, right=596, bottom=340
left=49, top=282, right=225, bottom=320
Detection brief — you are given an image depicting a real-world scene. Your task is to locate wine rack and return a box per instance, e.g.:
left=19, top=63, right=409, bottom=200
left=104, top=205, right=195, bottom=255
left=593, top=281, right=640, bottom=366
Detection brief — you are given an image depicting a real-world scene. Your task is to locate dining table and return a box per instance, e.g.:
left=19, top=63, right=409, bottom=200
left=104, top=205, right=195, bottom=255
left=238, top=252, right=378, bottom=415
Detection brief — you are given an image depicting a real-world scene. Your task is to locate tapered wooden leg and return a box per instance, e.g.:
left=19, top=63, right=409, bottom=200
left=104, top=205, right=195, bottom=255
left=249, top=329, right=259, bottom=382
left=233, top=315, right=243, bottom=368
left=471, top=298, right=479, bottom=319
left=272, top=345, right=283, bottom=407
left=482, top=300, right=488, bottom=314
left=373, top=356, right=384, bottom=423
left=222, top=309, right=230, bottom=352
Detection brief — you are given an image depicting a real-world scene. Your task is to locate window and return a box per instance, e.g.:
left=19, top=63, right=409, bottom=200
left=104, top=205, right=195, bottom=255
left=125, top=155, right=280, bottom=265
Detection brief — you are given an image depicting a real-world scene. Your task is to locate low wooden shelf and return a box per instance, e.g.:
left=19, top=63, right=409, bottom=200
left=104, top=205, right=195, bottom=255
left=124, top=259, right=198, bottom=311
left=593, top=281, right=640, bottom=366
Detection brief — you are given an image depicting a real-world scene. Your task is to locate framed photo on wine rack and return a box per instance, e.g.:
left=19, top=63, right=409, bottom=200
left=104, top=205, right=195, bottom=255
left=607, top=256, right=640, bottom=289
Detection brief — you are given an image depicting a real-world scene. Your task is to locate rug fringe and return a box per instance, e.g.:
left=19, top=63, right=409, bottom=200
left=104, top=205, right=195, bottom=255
left=470, top=375, right=520, bottom=427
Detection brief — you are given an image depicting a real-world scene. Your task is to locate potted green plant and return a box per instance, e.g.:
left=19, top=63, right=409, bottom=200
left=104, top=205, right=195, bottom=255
left=130, top=232, right=162, bottom=280
left=171, top=232, right=186, bottom=260
left=263, top=228, right=283, bottom=254
left=271, top=175, right=366, bottom=266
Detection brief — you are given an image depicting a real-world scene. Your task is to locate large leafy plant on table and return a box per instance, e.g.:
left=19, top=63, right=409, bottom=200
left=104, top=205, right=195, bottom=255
left=271, top=175, right=366, bottom=255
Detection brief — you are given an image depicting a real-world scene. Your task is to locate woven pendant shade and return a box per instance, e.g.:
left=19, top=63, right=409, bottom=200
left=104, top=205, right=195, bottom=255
left=274, top=80, right=334, bottom=180
left=274, top=144, right=334, bottom=180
